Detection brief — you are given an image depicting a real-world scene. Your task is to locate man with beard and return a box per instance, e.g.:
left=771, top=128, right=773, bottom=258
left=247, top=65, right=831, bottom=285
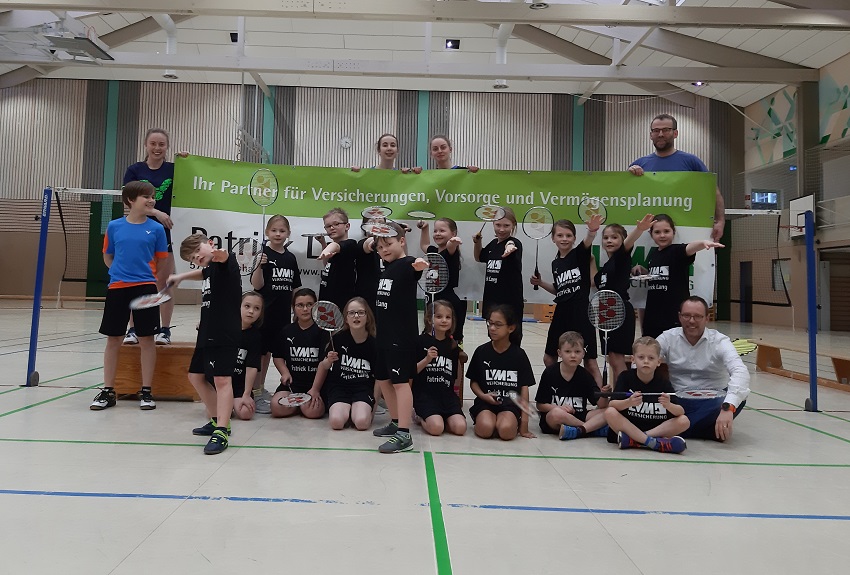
left=628, top=114, right=725, bottom=241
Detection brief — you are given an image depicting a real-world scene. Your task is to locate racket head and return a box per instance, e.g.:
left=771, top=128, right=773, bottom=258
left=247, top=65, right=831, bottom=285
left=311, top=300, right=345, bottom=332
left=277, top=392, right=312, bottom=407
left=421, top=252, right=449, bottom=294
left=302, top=232, right=328, bottom=238
left=361, top=205, right=393, bottom=219
left=361, top=221, right=399, bottom=238
left=474, top=205, right=506, bottom=222
left=521, top=206, right=554, bottom=240
left=230, top=237, right=263, bottom=276
left=577, top=197, right=608, bottom=225
left=631, top=274, right=663, bottom=281
left=128, top=292, right=172, bottom=310
left=588, top=289, right=626, bottom=331
left=500, top=392, right=537, bottom=417
left=249, top=168, right=278, bottom=208
left=677, top=389, right=727, bottom=399
left=408, top=210, right=436, bottom=219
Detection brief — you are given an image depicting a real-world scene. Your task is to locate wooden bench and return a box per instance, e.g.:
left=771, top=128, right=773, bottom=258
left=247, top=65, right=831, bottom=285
left=756, top=340, right=850, bottom=391
left=115, top=342, right=199, bottom=401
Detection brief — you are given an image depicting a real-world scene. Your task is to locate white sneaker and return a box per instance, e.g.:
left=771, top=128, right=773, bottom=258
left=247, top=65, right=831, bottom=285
left=154, top=327, right=171, bottom=345
left=123, top=329, right=139, bottom=345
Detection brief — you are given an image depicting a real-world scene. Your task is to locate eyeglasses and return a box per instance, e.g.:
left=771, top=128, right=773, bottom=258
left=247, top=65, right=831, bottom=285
left=486, top=320, right=507, bottom=328
left=294, top=302, right=314, bottom=309
left=324, top=221, right=345, bottom=230
left=650, top=127, right=674, bottom=135
left=679, top=313, right=705, bottom=321
left=347, top=310, right=367, bottom=317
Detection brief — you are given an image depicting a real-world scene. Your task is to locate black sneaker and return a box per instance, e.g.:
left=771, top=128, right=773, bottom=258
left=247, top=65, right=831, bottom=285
left=372, top=421, right=399, bottom=437
left=139, top=389, right=156, bottom=410
left=378, top=431, right=413, bottom=454
left=204, top=429, right=229, bottom=455
left=193, top=420, right=232, bottom=436
left=90, top=388, right=116, bottom=411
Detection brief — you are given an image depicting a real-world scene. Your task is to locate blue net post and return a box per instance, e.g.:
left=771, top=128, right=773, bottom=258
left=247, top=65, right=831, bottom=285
left=26, top=187, right=52, bottom=387
left=804, top=210, right=818, bottom=412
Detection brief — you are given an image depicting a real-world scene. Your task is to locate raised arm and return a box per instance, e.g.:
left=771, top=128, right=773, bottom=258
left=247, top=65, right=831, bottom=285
left=624, top=213, right=655, bottom=252
left=582, top=214, right=602, bottom=248
left=418, top=221, right=430, bottom=253
left=685, top=239, right=724, bottom=256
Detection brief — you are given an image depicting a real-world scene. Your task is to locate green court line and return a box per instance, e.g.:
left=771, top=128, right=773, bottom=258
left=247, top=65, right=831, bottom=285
left=424, top=452, right=453, bottom=575
left=0, top=385, right=101, bottom=419
left=0, top=388, right=22, bottom=397
left=750, top=391, right=850, bottom=425
left=748, top=407, right=850, bottom=444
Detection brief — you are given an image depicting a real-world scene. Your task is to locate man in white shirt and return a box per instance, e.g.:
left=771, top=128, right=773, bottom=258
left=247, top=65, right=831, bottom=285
left=656, top=296, right=750, bottom=441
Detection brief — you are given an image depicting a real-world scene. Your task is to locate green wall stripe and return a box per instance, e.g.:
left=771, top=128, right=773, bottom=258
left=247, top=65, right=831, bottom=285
left=262, top=86, right=275, bottom=163
left=571, top=98, right=584, bottom=171
left=417, top=91, right=431, bottom=169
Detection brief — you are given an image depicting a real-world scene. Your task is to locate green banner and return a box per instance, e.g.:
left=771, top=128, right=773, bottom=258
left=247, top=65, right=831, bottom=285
left=173, top=155, right=716, bottom=228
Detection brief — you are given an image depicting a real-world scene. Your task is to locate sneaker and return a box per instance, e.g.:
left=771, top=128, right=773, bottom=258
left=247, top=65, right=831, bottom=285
left=373, top=404, right=388, bottom=416
left=372, top=421, right=398, bottom=437
left=378, top=431, right=413, bottom=454
left=154, top=327, right=171, bottom=345
left=654, top=436, right=687, bottom=454
left=618, top=431, right=639, bottom=450
left=139, top=389, right=156, bottom=410
left=255, top=395, right=272, bottom=415
left=590, top=425, right=610, bottom=438
left=192, top=419, right=232, bottom=436
left=204, top=429, right=229, bottom=455
left=90, top=388, right=116, bottom=411
left=123, top=328, right=138, bottom=345
left=558, top=425, right=581, bottom=440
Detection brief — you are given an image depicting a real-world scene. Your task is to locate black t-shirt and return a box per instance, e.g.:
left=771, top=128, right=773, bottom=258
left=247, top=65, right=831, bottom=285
left=273, top=322, right=330, bottom=388
left=594, top=244, right=632, bottom=302
left=413, top=334, right=460, bottom=401
left=465, top=342, right=534, bottom=398
left=552, top=243, right=591, bottom=304
left=259, top=246, right=301, bottom=323
left=198, top=253, right=242, bottom=348
left=231, top=326, right=262, bottom=396
left=613, top=369, right=678, bottom=432
left=426, top=245, right=460, bottom=293
left=535, top=364, right=599, bottom=420
left=325, top=330, right=377, bottom=393
left=374, top=256, right=422, bottom=348
left=479, top=237, right=523, bottom=307
left=320, top=238, right=359, bottom=309
left=645, top=243, right=695, bottom=331
left=124, top=161, right=174, bottom=215
left=354, top=238, right=383, bottom=306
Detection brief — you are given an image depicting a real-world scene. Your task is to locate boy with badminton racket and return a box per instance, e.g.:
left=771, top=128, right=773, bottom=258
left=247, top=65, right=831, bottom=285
left=170, top=233, right=243, bottom=455
left=418, top=217, right=466, bottom=344
left=318, top=208, right=360, bottom=310
left=370, top=222, right=430, bottom=453
left=90, top=181, right=168, bottom=412
left=530, top=216, right=603, bottom=384
left=536, top=332, right=610, bottom=440
left=604, top=336, right=689, bottom=454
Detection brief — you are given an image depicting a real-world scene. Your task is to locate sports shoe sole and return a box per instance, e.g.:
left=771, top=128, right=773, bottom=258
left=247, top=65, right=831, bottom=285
left=378, top=442, right=413, bottom=454
left=140, top=403, right=156, bottom=411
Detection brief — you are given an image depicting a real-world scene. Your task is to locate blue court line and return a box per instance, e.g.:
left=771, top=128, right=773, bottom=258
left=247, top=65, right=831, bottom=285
left=0, top=488, right=377, bottom=506
left=445, top=503, right=850, bottom=522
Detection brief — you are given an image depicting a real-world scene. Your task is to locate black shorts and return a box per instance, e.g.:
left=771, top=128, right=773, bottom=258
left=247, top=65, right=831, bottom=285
left=600, top=300, right=636, bottom=356
left=469, top=399, right=520, bottom=423
left=99, top=284, right=160, bottom=337
left=231, top=379, right=246, bottom=398
left=414, top=392, right=463, bottom=420
left=189, top=346, right=239, bottom=379
left=259, top=319, right=286, bottom=355
left=327, top=385, right=375, bottom=408
left=275, top=380, right=312, bottom=394
left=374, top=344, right=416, bottom=384
left=544, top=301, right=598, bottom=359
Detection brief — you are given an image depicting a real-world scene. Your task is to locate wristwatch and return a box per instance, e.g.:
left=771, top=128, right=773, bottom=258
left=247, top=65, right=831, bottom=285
left=721, top=402, right=736, bottom=413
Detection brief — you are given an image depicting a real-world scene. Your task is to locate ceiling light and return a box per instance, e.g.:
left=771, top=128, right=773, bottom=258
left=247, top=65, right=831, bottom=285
left=530, top=3, right=550, bottom=9
left=493, top=79, right=509, bottom=90
left=445, top=39, right=460, bottom=50
left=692, top=81, right=707, bottom=87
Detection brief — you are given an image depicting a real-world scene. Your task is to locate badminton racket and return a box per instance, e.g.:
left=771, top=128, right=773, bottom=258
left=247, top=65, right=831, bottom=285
left=230, top=237, right=262, bottom=277
left=521, top=206, right=554, bottom=291
left=361, top=221, right=400, bottom=238
left=362, top=205, right=393, bottom=220
left=498, top=391, right=538, bottom=417
left=420, top=252, right=449, bottom=336
left=250, top=167, right=279, bottom=270
left=129, top=282, right=174, bottom=310
left=588, top=290, right=626, bottom=388
left=312, top=300, right=345, bottom=351
left=277, top=392, right=312, bottom=407
left=577, top=197, right=608, bottom=226
left=474, top=205, right=506, bottom=235
left=596, top=389, right=726, bottom=400
left=408, top=210, right=436, bottom=220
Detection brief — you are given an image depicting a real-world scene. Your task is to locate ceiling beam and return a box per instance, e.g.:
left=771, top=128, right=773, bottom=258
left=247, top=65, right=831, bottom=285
left=0, top=14, right=194, bottom=88
left=3, top=2, right=850, bottom=30
left=0, top=52, right=820, bottom=83
left=504, top=24, right=694, bottom=108
left=575, top=26, right=807, bottom=69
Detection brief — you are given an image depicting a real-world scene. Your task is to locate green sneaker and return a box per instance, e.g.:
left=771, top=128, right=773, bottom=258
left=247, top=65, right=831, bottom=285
left=193, top=419, right=231, bottom=436
left=372, top=421, right=399, bottom=437
left=378, top=431, right=413, bottom=454
left=204, top=429, right=229, bottom=455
